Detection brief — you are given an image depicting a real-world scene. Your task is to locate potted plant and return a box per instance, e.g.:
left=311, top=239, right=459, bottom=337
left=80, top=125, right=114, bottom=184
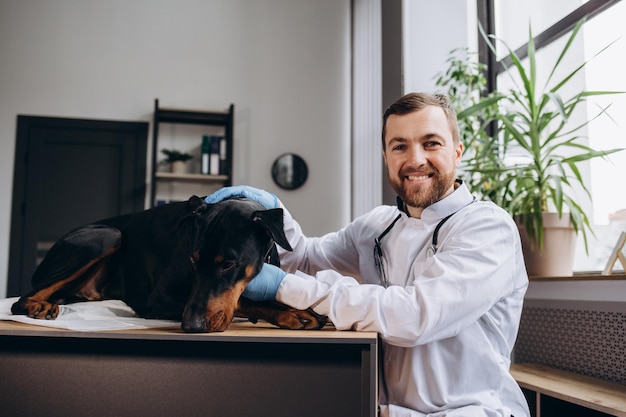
left=161, top=149, right=193, bottom=174
left=444, top=18, right=623, bottom=276
left=434, top=47, right=503, bottom=202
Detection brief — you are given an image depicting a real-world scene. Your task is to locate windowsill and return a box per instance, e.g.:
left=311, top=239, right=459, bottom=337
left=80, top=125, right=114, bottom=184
left=529, top=272, right=626, bottom=282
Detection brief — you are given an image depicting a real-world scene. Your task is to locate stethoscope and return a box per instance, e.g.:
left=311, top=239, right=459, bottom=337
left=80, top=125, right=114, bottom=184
left=374, top=196, right=476, bottom=287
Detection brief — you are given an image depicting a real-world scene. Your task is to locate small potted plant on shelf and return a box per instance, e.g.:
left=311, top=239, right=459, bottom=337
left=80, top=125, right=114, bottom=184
left=161, top=149, right=193, bottom=174
left=438, top=18, right=624, bottom=277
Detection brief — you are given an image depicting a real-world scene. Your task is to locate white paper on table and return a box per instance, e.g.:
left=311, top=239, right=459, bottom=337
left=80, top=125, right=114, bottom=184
left=0, top=297, right=179, bottom=331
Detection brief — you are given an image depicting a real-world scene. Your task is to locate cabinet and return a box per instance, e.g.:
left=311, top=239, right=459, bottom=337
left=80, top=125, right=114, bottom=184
left=150, top=99, right=234, bottom=206
left=0, top=320, right=379, bottom=417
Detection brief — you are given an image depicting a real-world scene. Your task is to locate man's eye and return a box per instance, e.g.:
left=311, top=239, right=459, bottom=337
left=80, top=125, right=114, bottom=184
left=424, top=141, right=441, bottom=148
left=392, top=144, right=406, bottom=151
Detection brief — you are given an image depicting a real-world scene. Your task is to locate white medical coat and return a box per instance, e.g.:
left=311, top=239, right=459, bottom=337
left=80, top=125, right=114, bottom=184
left=275, top=183, right=530, bottom=417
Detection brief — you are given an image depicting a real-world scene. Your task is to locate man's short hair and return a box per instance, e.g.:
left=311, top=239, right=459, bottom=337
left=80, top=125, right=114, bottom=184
left=382, top=92, right=460, bottom=149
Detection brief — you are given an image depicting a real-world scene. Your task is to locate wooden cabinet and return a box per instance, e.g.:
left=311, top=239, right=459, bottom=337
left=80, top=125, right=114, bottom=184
left=150, top=99, right=234, bottom=206
left=0, top=321, right=379, bottom=417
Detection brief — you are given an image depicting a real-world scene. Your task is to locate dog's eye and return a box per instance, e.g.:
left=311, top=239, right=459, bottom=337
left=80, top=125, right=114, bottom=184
left=221, top=261, right=236, bottom=271
left=189, top=255, right=198, bottom=269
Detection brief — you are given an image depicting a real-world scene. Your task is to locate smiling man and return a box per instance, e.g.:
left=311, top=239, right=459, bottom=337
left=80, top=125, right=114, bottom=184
left=205, top=93, right=530, bottom=417
left=382, top=95, right=463, bottom=218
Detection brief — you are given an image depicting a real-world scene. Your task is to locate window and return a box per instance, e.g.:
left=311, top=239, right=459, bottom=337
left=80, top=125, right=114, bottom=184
left=582, top=2, right=626, bottom=271
left=494, top=0, right=587, bottom=59
left=486, top=0, right=626, bottom=272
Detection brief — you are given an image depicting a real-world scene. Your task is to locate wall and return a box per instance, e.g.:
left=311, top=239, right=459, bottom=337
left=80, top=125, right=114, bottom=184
left=402, top=0, right=477, bottom=94
left=0, top=0, right=351, bottom=298
left=380, top=0, right=477, bottom=205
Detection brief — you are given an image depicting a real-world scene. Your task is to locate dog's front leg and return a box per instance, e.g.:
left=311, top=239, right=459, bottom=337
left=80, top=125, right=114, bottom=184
left=236, top=297, right=327, bottom=330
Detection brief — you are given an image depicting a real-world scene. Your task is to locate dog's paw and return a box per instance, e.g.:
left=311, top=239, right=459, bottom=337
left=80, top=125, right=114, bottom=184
left=236, top=299, right=328, bottom=330
left=275, top=308, right=328, bottom=330
left=23, top=300, right=60, bottom=320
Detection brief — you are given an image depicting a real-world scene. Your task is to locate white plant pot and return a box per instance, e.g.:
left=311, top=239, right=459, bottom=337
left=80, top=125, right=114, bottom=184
left=516, top=212, right=576, bottom=277
left=171, top=161, right=188, bottom=174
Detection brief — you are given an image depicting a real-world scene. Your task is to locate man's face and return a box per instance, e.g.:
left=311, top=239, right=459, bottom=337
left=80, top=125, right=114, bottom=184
left=383, top=106, right=463, bottom=217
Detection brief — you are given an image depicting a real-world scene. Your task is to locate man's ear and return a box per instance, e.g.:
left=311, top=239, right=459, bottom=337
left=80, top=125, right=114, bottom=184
left=251, top=208, right=293, bottom=251
left=455, top=141, right=464, bottom=167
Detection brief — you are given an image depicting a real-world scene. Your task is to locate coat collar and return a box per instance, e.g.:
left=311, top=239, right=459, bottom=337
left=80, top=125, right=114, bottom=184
left=396, top=179, right=475, bottom=222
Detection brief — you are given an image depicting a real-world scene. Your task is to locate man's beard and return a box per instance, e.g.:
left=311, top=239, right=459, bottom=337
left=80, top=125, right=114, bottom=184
left=388, top=168, right=456, bottom=210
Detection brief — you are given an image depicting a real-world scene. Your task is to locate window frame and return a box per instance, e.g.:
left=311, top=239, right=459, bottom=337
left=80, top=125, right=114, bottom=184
left=476, top=0, right=620, bottom=93
left=475, top=0, right=624, bottom=273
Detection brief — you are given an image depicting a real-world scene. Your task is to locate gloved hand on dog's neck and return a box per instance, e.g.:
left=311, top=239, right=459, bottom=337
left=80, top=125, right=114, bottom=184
left=206, top=186, right=286, bottom=301
left=205, top=185, right=279, bottom=209
left=242, top=263, right=287, bottom=301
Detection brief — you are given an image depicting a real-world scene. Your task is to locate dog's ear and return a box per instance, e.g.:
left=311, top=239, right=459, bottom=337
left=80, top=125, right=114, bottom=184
left=187, top=195, right=205, bottom=209
left=252, top=208, right=293, bottom=252
left=191, top=215, right=210, bottom=255
left=188, top=195, right=214, bottom=216
left=175, top=197, right=210, bottom=234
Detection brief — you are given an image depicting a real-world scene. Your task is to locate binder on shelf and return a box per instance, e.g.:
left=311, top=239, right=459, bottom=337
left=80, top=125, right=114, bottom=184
left=209, top=135, right=220, bottom=176
left=219, top=136, right=227, bottom=175
left=201, top=135, right=211, bottom=175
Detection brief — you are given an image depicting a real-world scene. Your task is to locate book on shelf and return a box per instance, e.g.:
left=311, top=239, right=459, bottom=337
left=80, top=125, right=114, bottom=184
left=219, top=136, right=228, bottom=175
left=201, top=135, right=225, bottom=176
left=201, top=135, right=211, bottom=175
left=209, top=135, right=220, bottom=175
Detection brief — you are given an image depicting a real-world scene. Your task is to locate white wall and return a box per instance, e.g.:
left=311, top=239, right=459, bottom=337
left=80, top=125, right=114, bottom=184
left=402, top=0, right=477, bottom=93
left=0, top=0, right=351, bottom=297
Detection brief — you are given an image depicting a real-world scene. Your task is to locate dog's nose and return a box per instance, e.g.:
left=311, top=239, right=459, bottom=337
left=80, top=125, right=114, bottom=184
left=181, top=317, right=207, bottom=333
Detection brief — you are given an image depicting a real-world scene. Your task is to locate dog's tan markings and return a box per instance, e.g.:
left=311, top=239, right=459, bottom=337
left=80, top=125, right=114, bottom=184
left=191, top=251, right=200, bottom=262
left=214, top=254, right=224, bottom=264
left=75, top=261, right=107, bottom=300
left=244, top=265, right=255, bottom=280
left=205, top=281, right=247, bottom=332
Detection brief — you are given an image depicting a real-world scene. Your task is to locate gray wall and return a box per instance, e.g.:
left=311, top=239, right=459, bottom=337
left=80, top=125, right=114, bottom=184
left=1, top=0, right=620, bottom=305
left=0, top=0, right=352, bottom=297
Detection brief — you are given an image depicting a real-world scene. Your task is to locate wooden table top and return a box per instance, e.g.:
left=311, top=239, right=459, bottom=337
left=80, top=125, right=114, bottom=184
left=0, top=318, right=378, bottom=345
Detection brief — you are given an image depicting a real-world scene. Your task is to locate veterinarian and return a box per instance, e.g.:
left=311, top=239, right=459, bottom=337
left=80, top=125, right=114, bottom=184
left=205, top=92, right=530, bottom=417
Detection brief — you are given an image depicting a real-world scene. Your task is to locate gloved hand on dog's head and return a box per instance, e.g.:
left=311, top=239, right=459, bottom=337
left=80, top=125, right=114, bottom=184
left=205, top=185, right=279, bottom=209
left=242, top=263, right=287, bottom=301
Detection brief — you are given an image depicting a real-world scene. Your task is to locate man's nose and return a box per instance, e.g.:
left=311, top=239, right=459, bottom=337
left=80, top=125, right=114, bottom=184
left=407, top=145, right=427, bottom=165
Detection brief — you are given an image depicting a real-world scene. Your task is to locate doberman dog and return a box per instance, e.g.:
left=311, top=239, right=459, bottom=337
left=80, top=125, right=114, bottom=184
left=11, top=195, right=327, bottom=333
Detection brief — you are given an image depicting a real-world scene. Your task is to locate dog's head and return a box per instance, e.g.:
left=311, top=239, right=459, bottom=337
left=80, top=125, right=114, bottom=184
left=181, top=197, right=292, bottom=333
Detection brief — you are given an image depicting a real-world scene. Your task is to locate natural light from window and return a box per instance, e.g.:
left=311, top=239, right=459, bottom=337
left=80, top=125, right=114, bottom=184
left=495, top=0, right=626, bottom=272
left=580, top=1, right=626, bottom=271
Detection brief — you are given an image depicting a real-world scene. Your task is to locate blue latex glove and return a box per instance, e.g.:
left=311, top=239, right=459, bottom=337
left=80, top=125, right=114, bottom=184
left=205, top=185, right=278, bottom=209
left=242, top=263, right=287, bottom=302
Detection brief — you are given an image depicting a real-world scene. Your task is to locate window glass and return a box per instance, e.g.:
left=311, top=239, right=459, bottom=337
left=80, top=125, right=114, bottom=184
left=494, top=0, right=588, bottom=60
left=580, top=1, right=626, bottom=272
left=495, top=34, right=586, bottom=165
left=495, top=1, right=626, bottom=272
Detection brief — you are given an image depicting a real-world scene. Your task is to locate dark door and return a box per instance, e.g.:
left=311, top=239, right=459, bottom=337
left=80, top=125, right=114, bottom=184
left=7, top=116, right=148, bottom=296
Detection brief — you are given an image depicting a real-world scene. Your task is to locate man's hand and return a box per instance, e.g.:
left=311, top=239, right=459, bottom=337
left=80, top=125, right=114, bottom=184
left=205, top=185, right=278, bottom=209
left=242, top=264, right=288, bottom=301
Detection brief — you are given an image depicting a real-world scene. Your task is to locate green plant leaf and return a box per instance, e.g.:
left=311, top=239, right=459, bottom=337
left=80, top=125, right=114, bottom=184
left=466, top=17, right=626, bottom=253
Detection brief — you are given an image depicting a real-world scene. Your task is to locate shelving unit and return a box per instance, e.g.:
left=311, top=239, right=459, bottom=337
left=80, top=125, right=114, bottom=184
left=511, top=363, right=626, bottom=416
left=150, top=99, right=234, bottom=206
